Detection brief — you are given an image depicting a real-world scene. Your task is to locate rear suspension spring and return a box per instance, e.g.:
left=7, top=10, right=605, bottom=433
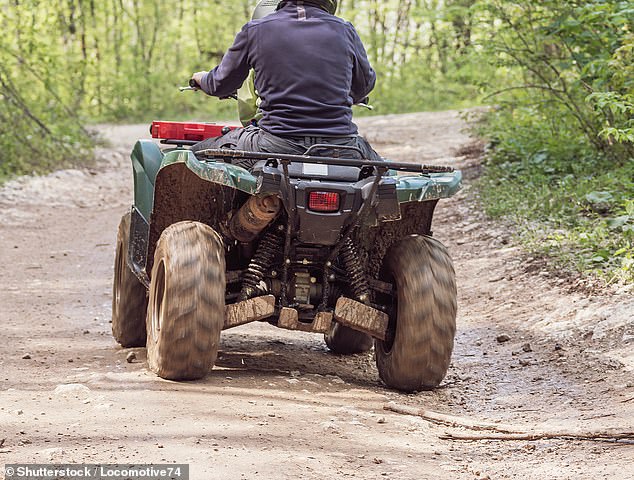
left=340, top=237, right=370, bottom=304
left=240, top=230, right=284, bottom=300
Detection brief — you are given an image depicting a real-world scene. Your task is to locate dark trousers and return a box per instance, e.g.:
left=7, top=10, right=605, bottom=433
left=192, top=126, right=382, bottom=170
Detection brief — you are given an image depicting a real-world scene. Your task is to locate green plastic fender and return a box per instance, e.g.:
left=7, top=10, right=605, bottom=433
left=159, top=149, right=257, bottom=194
left=132, top=145, right=257, bottom=221
left=131, top=140, right=163, bottom=220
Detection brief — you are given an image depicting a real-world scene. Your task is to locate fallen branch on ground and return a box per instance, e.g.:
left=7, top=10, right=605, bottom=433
left=440, top=432, right=634, bottom=442
left=384, top=402, right=521, bottom=433
left=384, top=402, right=634, bottom=443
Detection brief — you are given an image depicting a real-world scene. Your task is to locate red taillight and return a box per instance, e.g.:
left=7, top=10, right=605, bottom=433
left=308, top=191, right=340, bottom=212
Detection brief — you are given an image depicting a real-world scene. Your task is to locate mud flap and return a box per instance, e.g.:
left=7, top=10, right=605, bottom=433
left=224, top=295, right=276, bottom=329
left=128, top=206, right=150, bottom=287
left=278, top=308, right=333, bottom=333
left=334, top=297, right=389, bottom=340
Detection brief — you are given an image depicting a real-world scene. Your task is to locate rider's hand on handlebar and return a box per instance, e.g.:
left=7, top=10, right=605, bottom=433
left=190, top=71, right=207, bottom=89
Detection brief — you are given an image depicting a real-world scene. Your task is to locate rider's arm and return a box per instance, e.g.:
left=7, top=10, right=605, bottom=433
left=198, top=25, right=251, bottom=98
left=348, top=24, right=376, bottom=104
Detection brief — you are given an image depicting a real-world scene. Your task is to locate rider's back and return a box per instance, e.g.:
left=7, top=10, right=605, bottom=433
left=208, top=2, right=375, bottom=138
left=250, top=4, right=374, bottom=136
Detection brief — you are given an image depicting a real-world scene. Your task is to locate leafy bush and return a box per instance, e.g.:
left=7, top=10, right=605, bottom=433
left=0, top=59, right=91, bottom=179
left=473, top=0, right=633, bottom=283
left=478, top=107, right=634, bottom=283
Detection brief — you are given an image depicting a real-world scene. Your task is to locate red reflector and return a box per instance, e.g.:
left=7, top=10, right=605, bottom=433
left=308, top=191, right=340, bottom=212
left=150, top=121, right=238, bottom=141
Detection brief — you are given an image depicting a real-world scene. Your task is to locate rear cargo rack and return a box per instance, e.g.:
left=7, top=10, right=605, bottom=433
left=198, top=148, right=455, bottom=174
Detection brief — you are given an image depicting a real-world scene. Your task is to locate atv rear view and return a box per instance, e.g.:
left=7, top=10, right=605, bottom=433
left=112, top=121, right=461, bottom=392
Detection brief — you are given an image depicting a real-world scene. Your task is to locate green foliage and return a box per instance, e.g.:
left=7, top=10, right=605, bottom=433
left=0, top=53, right=92, bottom=178
left=339, top=0, right=492, bottom=112
left=479, top=150, right=634, bottom=283
left=474, top=0, right=633, bottom=283
left=0, top=0, right=257, bottom=178
left=478, top=103, right=634, bottom=284
left=476, top=0, right=634, bottom=158
left=588, top=91, right=634, bottom=143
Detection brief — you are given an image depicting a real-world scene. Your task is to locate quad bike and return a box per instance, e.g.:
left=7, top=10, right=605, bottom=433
left=112, top=114, right=461, bottom=392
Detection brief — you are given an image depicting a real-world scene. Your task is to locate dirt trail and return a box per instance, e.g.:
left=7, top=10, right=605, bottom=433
left=1, top=112, right=633, bottom=480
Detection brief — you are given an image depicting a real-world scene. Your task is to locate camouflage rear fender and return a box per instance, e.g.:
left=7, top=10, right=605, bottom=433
left=159, top=149, right=258, bottom=195
left=394, top=170, right=462, bottom=203
left=132, top=140, right=461, bottom=218
left=130, top=145, right=259, bottom=278
left=132, top=143, right=257, bottom=221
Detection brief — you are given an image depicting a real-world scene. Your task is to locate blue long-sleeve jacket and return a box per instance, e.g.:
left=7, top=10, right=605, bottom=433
left=200, top=1, right=376, bottom=136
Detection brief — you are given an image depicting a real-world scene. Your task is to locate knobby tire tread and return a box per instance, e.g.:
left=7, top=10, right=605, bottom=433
left=146, top=221, right=225, bottom=380
left=375, top=235, right=457, bottom=392
left=112, top=212, right=148, bottom=348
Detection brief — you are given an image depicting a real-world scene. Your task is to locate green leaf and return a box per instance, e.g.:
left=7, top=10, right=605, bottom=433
left=585, top=191, right=614, bottom=205
left=607, top=215, right=632, bottom=230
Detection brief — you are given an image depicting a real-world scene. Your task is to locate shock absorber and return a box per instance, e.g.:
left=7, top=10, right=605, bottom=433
left=340, top=237, right=371, bottom=304
left=240, top=229, right=284, bottom=300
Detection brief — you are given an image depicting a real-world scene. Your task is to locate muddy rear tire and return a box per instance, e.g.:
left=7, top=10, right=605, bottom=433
left=375, top=235, right=457, bottom=392
left=112, top=212, right=148, bottom=347
left=146, top=221, right=225, bottom=380
left=324, top=323, right=373, bottom=354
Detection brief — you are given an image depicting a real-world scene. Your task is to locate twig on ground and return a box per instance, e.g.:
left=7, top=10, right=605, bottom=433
left=583, top=413, right=616, bottom=420
left=440, top=432, right=634, bottom=443
left=383, top=402, right=521, bottom=433
left=384, top=402, right=634, bottom=443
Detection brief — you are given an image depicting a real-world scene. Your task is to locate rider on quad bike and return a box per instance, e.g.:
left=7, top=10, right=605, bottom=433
left=111, top=0, right=460, bottom=392
left=190, top=0, right=381, bottom=170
